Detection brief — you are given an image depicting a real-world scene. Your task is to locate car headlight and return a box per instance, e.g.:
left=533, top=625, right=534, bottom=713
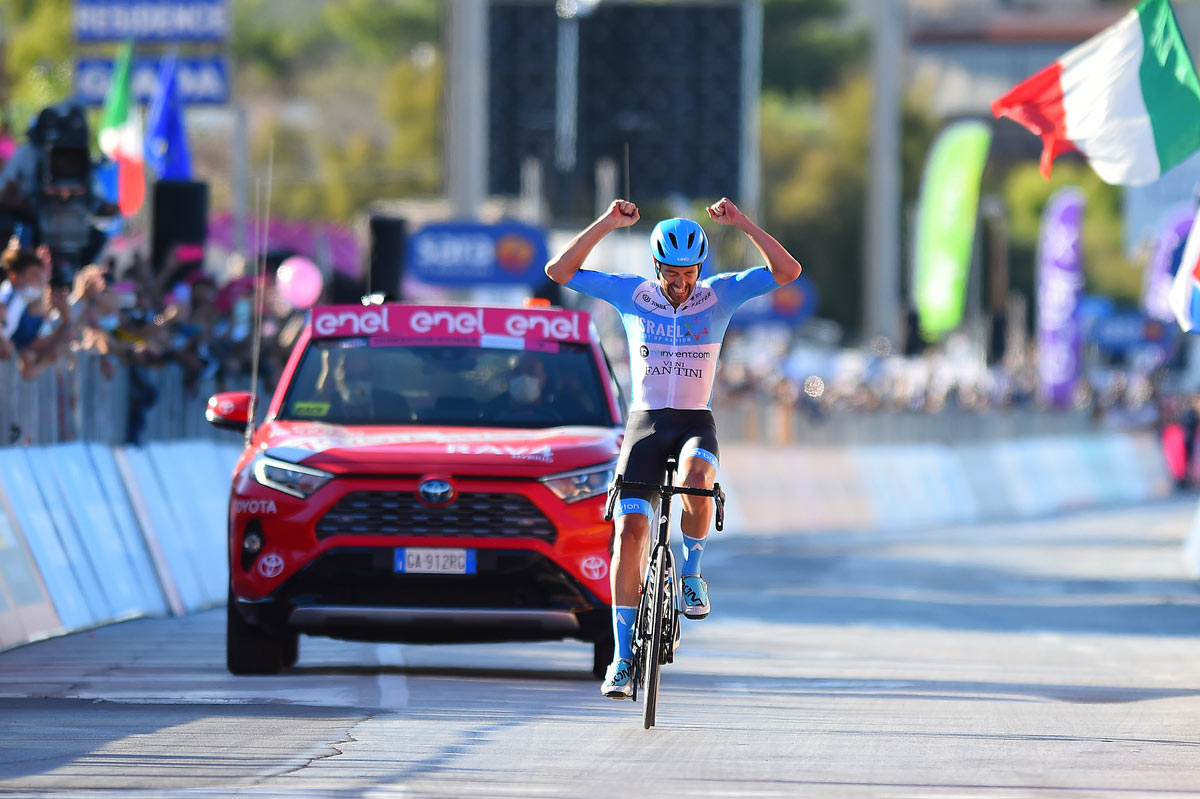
left=252, top=456, right=333, bottom=499
left=540, top=462, right=616, bottom=503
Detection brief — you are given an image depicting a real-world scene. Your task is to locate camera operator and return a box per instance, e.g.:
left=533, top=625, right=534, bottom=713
left=0, top=101, right=118, bottom=269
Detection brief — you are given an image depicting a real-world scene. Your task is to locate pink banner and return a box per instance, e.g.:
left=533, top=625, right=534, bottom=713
left=310, top=305, right=590, bottom=346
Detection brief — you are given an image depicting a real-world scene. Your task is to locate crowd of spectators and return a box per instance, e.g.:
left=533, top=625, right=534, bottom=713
left=0, top=238, right=304, bottom=441
left=709, top=324, right=1188, bottom=436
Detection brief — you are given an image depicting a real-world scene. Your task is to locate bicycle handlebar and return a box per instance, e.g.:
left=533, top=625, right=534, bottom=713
left=603, top=474, right=727, bottom=532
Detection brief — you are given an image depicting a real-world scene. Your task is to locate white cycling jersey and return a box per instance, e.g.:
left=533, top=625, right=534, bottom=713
left=566, top=266, right=778, bottom=411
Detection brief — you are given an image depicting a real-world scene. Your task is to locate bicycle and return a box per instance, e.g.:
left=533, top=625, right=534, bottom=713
left=604, top=457, right=726, bottom=729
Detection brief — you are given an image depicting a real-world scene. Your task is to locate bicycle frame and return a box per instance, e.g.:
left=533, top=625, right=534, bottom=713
left=604, top=459, right=726, bottom=728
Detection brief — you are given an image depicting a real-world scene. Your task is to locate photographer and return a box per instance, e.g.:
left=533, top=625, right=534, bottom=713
left=0, top=101, right=117, bottom=268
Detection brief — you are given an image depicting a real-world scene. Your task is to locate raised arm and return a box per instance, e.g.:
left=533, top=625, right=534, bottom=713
left=707, top=197, right=801, bottom=285
left=545, top=199, right=639, bottom=285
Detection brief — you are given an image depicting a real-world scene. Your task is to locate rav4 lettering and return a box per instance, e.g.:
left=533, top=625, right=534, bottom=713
left=446, top=443, right=554, bottom=462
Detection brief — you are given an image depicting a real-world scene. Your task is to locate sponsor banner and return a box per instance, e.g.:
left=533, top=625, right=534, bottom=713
left=1036, top=187, right=1085, bottom=409
left=310, top=304, right=590, bottom=345
left=74, top=0, right=228, bottom=42
left=913, top=119, right=993, bottom=342
left=75, top=56, right=230, bottom=106
left=1143, top=205, right=1195, bottom=323
left=408, top=222, right=549, bottom=286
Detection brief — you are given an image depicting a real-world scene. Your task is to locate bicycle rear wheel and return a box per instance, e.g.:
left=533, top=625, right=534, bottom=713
left=642, top=547, right=666, bottom=729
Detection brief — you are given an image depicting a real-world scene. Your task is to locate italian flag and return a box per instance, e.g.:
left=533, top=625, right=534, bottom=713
left=98, top=41, right=145, bottom=216
left=992, top=0, right=1200, bottom=186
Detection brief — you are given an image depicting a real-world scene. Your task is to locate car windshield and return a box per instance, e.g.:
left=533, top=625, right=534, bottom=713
left=279, top=338, right=614, bottom=428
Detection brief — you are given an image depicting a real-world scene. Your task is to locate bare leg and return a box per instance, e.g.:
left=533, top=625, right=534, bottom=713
left=611, top=512, right=650, bottom=607
left=678, top=457, right=716, bottom=540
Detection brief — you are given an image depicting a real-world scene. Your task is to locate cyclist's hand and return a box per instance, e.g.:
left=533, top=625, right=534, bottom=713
left=707, top=197, right=743, bottom=226
left=606, top=199, right=639, bottom=229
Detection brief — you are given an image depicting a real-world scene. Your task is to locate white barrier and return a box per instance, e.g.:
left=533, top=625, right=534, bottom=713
left=0, top=481, right=59, bottom=648
left=43, top=443, right=157, bottom=621
left=144, top=440, right=233, bottom=604
left=721, top=431, right=1172, bottom=535
left=0, top=430, right=1177, bottom=651
left=86, top=443, right=169, bottom=617
left=115, top=446, right=215, bottom=612
left=0, top=449, right=98, bottom=633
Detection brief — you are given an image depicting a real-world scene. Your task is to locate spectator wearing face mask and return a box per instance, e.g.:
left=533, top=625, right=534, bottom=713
left=77, top=287, right=122, bottom=380
left=20, top=270, right=75, bottom=380
left=0, top=244, right=47, bottom=351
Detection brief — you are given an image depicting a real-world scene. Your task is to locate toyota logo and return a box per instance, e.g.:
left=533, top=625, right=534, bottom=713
left=581, top=555, right=608, bottom=580
left=418, top=479, right=455, bottom=506
left=257, top=553, right=285, bottom=578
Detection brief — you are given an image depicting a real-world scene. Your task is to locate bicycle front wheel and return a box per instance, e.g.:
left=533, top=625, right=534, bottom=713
left=642, top=547, right=667, bottom=729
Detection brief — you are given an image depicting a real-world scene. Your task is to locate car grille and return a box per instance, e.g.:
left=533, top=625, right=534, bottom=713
left=316, top=491, right=557, bottom=542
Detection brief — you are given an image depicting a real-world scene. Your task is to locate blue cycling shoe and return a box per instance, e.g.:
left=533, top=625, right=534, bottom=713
left=681, top=575, right=710, bottom=619
left=601, top=658, right=634, bottom=699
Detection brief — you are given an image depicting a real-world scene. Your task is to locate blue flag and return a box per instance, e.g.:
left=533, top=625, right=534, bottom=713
left=145, top=51, right=191, bottom=180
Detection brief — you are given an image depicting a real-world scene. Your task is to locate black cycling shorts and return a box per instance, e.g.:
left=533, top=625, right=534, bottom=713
left=613, top=409, right=719, bottom=520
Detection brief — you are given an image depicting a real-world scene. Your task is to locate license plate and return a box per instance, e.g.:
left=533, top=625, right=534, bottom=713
left=394, top=548, right=475, bottom=574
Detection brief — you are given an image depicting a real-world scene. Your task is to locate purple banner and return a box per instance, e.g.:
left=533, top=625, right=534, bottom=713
left=206, top=213, right=361, bottom=278
left=1142, top=205, right=1194, bottom=324
left=1037, top=188, right=1085, bottom=409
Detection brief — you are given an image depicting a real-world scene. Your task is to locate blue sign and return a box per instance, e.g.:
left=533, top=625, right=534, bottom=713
left=408, top=222, right=550, bottom=286
left=729, top=274, right=818, bottom=327
left=74, top=0, right=228, bottom=42
left=1090, top=311, right=1173, bottom=355
left=75, top=57, right=229, bottom=105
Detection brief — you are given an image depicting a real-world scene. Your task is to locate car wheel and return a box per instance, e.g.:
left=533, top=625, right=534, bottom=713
left=282, top=631, right=300, bottom=668
left=226, top=592, right=287, bottom=675
left=592, top=630, right=614, bottom=680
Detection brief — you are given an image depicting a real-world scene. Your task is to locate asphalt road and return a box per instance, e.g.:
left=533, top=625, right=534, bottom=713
left=2, top=499, right=1200, bottom=798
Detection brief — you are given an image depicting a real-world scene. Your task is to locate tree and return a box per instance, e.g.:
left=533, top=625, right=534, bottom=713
left=0, top=0, right=73, bottom=127
left=762, top=0, right=867, bottom=98
left=1001, top=161, right=1139, bottom=303
left=759, top=72, right=937, bottom=336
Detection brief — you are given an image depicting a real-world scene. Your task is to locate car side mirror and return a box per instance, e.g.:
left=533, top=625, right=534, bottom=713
left=206, top=391, right=253, bottom=431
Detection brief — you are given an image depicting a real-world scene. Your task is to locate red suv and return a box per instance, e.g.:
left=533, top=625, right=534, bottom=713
left=207, top=303, right=624, bottom=677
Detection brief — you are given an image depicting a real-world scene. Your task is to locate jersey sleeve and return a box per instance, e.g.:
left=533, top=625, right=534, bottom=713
left=708, top=266, right=780, bottom=309
left=564, top=269, right=643, bottom=312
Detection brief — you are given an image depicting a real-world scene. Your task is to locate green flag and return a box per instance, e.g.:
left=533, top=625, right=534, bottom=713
left=99, top=41, right=132, bottom=158
left=912, top=119, right=993, bottom=341
left=97, top=41, right=144, bottom=216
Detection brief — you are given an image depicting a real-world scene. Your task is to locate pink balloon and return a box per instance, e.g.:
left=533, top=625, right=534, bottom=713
left=276, top=256, right=324, bottom=309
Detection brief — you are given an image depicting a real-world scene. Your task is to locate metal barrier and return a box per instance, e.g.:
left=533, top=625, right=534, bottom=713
left=0, top=354, right=242, bottom=446
left=0, top=354, right=1109, bottom=447
left=715, top=399, right=1097, bottom=446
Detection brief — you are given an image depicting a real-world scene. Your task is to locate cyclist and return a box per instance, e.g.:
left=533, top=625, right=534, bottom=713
left=545, top=197, right=802, bottom=698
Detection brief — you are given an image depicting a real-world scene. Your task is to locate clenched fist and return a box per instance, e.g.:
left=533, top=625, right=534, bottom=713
left=606, top=199, right=640, bottom=228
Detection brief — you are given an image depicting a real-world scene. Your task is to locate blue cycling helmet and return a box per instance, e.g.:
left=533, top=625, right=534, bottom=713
left=650, top=218, right=708, bottom=269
